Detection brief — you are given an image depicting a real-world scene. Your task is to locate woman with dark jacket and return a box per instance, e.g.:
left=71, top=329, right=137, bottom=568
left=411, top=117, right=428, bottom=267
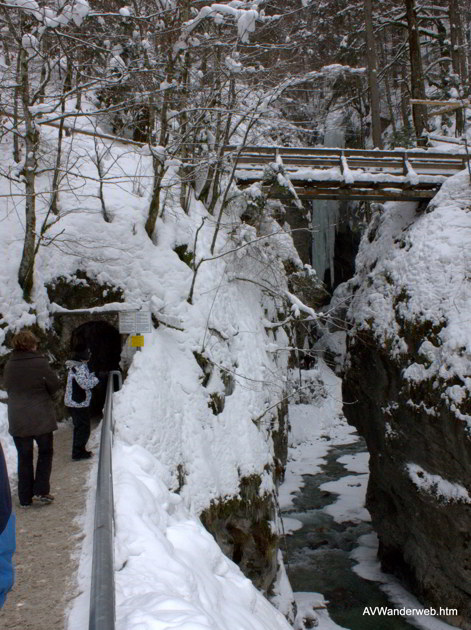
left=4, top=330, right=60, bottom=507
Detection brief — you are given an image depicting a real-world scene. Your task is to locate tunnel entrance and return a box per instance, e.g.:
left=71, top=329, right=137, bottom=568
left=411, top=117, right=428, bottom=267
left=70, top=320, right=121, bottom=418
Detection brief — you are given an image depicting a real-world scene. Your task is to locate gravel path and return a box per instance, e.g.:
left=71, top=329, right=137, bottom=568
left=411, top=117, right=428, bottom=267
left=0, top=421, right=93, bottom=630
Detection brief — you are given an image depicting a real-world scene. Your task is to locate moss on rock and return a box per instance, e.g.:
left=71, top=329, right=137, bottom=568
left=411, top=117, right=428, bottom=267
left=201, top=474, right=279, bottom=593
left=47, top=270, right=124, bottom=310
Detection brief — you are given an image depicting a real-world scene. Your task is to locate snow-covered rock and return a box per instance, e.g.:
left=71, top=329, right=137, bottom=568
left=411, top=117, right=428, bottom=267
left=343, top=170, right=471, bottom=627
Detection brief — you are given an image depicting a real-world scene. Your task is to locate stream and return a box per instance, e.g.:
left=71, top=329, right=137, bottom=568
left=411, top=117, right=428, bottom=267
left=282, top=438, right=417, bottom=630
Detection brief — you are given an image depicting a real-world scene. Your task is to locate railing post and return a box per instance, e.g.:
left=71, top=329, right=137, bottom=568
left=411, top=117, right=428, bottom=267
left=402, top=152, right=409, bottom=175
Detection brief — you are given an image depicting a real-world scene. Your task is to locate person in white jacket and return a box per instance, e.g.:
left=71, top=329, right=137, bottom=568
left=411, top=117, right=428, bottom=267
left=64, top=346, right=99, bottom=460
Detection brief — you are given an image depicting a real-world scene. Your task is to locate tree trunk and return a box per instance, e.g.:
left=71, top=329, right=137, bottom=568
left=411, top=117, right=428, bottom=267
left=144, top=48, right=174, bottom=238
left=2, top=33, right=10, bottom=66
left=145, top=157, right=165, bottom=239
left=400, top=65, right=411, bottom=135
left=448, top=0, right=467, bottom=135
left=378, top=32, right=396, bottom=137
left=18, top=48, right=38, bottom=302
left=179, top=49, right=192, bottom=212
left=404, top=0, right=428, bottom=144
left=13, top=51, right=21, bottom=163
left=206, top=45, right=224, bottom=215
left=49, top=60, right=72, bottom=216
left=75, top=75, right=82, bottom=111
left=363, top=0, right=383, bottom=148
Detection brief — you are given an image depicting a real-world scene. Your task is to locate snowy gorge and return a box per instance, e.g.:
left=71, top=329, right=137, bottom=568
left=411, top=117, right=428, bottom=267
left=1, top=0, right=471, bottom=628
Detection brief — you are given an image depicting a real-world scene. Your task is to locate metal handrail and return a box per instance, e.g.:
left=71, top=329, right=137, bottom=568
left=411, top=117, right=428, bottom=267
left=89, top=370, right=122, bottom=630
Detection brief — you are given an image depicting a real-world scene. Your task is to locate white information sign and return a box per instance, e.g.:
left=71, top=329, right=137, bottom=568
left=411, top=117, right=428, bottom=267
left=119, top=312, right=137, bottom=334
left=119, top=311, right=152, bottom=334
left=135, top=311, right=152, bottom=333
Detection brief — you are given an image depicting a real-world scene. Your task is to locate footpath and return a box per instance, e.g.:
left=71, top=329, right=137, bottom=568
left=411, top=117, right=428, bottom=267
left=0, top=421, right=93, bottom=630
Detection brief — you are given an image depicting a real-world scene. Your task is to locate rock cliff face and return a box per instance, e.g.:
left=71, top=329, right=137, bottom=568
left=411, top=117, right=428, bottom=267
left=341, top=173, right=471, bottom=629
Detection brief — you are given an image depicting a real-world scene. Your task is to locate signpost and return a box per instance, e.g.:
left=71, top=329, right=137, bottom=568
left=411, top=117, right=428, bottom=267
left=118, top=310, right=152, bottom=347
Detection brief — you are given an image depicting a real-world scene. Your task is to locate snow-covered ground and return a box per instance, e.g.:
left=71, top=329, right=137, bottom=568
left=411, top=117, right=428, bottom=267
left=66, top=436, right=293, bottom=630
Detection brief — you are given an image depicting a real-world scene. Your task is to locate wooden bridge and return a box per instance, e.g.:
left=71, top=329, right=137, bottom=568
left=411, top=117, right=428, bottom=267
left=225, top=145, right=471, bottom=202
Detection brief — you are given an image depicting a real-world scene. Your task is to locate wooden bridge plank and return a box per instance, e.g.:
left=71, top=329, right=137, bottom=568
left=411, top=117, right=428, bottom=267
left=292, top=189, right=435, bottom=201
left=265, top=181, right=440, bottom=192
left=289, top=185, right=436, bottom=200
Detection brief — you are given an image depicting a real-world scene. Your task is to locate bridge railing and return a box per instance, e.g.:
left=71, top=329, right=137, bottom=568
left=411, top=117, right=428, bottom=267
left=222, top=144, right=471, bottom=201
left=89, top=370, right=122, bottom=630
left=223, top=145, right=470, bottom=174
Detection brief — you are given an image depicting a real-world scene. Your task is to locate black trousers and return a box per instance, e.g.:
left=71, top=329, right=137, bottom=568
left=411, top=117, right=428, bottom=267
left=69, top=406, right=91, bottom=458
left=13, top=432, right=54, bottom=505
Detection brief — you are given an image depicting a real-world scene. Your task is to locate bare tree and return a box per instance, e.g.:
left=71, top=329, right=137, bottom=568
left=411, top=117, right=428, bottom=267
left=448, top=0, right=468, bottom=135
left=404, top=0, right=428, bottom=143
left=363, top=0, right=383, bottom=148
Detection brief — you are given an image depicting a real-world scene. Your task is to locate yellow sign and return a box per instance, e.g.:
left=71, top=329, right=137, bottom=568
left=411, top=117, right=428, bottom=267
left=130, top=335, right=144, bottom=348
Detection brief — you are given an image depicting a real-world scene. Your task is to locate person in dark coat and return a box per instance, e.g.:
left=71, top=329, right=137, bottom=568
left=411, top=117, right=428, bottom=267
left=0, top=442, right=15, bottom=607
left=64, top=346, right=99, bottom=460
left=4, top=330, right=60, bottom=507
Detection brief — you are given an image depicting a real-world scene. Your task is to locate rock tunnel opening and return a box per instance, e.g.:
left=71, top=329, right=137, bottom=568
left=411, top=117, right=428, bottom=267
left=70, top=320, right=122, bottom=418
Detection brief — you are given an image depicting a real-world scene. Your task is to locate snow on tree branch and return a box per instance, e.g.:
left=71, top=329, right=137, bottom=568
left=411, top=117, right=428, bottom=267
left=175, top=2, right=260, bottom=55
left=8, top=0, right=90, bottom=28
left=285, top=291, right=318, bottom=321
left=262, top=64, right=366, bottom=108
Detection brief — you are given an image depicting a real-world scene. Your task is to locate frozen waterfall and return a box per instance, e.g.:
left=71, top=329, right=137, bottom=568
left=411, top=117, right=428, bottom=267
left=311, top=111, right=346, bottom=288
